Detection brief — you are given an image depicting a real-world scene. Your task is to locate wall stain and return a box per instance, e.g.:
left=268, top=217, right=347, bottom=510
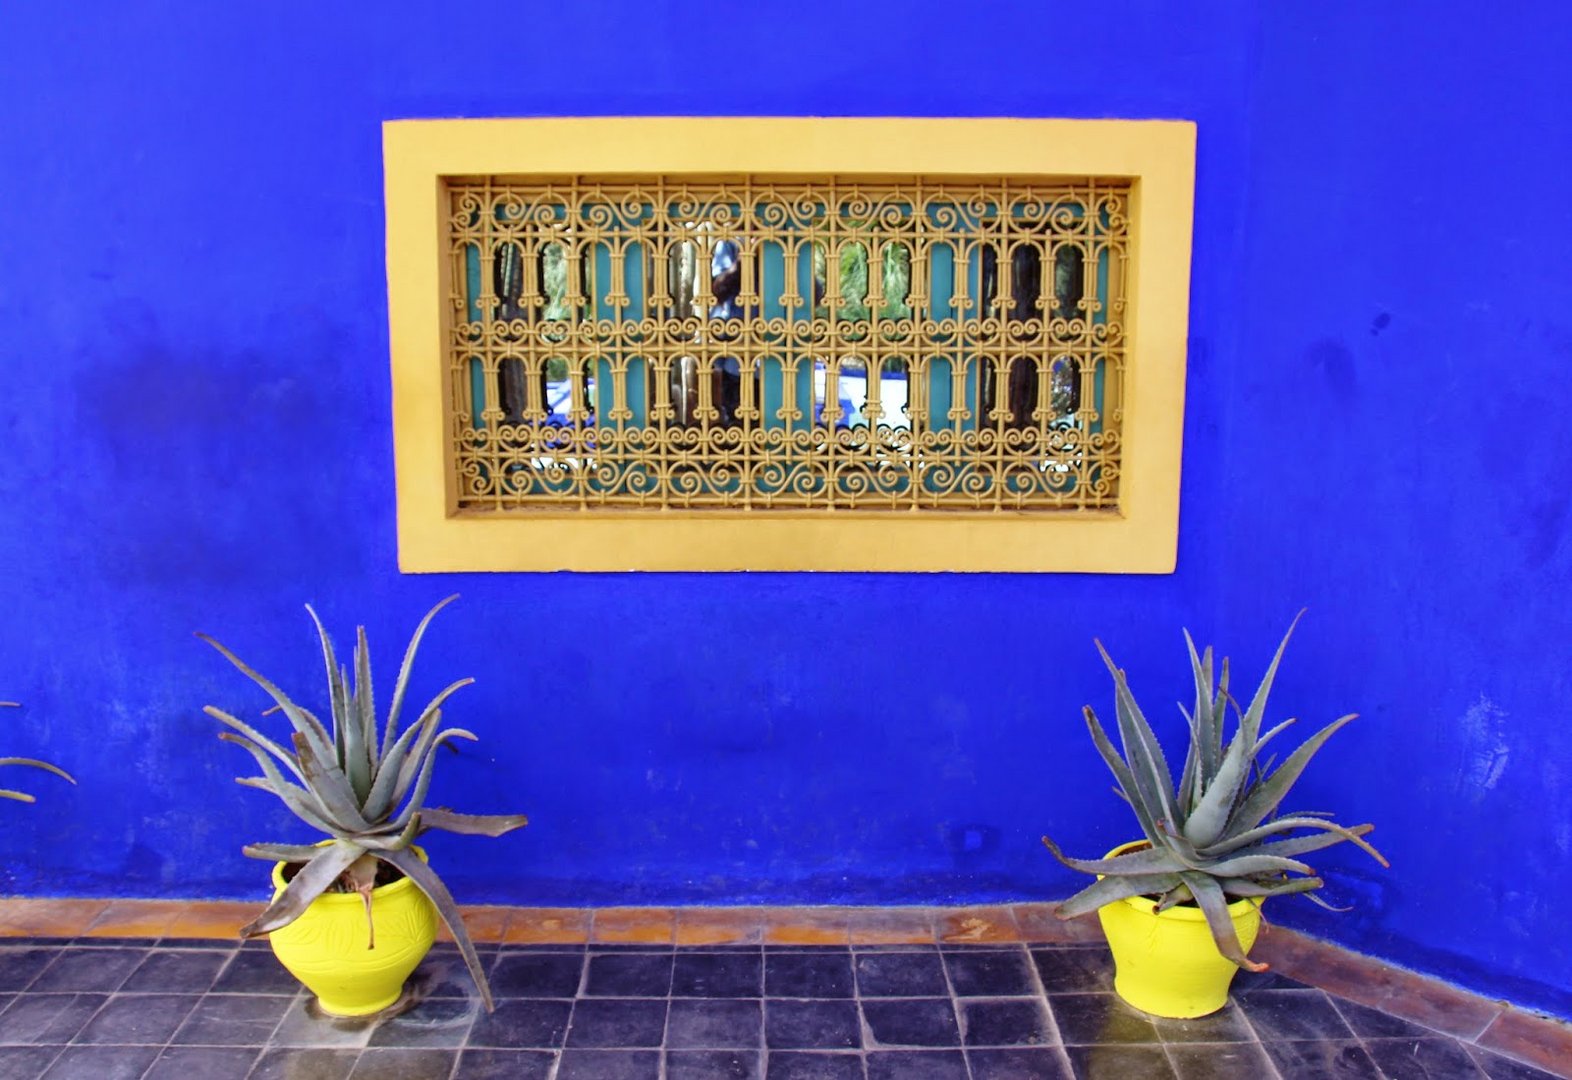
left=1456, top=695, right=1510, bottom=799
left=1305, top=338, right=1357, bottom=403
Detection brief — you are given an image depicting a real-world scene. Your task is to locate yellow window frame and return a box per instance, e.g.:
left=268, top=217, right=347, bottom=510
left=384, top=117, right=1195, bottom=573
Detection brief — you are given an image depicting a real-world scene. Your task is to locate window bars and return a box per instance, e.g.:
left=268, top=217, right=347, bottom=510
left=445, top=176, right=1129, bottom=513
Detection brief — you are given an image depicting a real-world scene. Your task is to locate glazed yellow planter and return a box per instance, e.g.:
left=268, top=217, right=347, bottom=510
left=266, top=846, right=439, bottom=1017
left=1095, top=841, right=1263, bottom=1018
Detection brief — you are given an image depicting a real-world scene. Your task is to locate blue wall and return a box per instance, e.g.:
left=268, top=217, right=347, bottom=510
left=2, top=2, right=1569, bottom=1018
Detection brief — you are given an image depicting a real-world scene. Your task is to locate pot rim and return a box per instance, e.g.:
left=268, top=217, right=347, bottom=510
left=1104, top=840, right=1262, bottom=922
left=266, top=841, right=428, bottom=902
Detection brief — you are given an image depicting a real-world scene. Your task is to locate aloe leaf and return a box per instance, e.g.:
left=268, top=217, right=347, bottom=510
left=356, top=625, right=377, bottom=774
left=1182, top=631, right=1218, bottom=785
left=1054, top=872, right=1186, bottom=919
left=1180, top=871, right=1267, bottom=971
left=293, top=733, right=372, bottom=833
left=303, top=606, right=350, bottom=772
left=362, top=708, right=441, bottom=822
left=1176, top=702, right=1200, bottom=816
left=1305, top=890, right=1353, bottom=913
left=1081, top=706, right=1162, bottom=845
left=379, top=845, right=496, bottom=1012
left=391, top=729, right=479, bottom=828
left=1041, top=835, right=1180, bottom=877
left=206, top=706, right=306, bottom=784
left=1237, top=611, right=1304, bottom=743
left=221, top=733, right=339, bottom=833
left=1095, top=642, right=1179, bottom=831
left=242, top=842, right=332, bottom=863
left=1222, top=876, right=1324, bottom=899
left=352, top=813, right=424, bottom=851
left=1154, top=883, right=1193, bottom=911
left=1232, top=714, right=1357, bottom=833
left=419, top=808, right=530, bottom=836
left=1203, top=818, right=1387, bottom=866
left=1182, top=726, right=1254, bottom=848
left=240, top=840, right=363, bottom=938
left=197, top=633, right=336, bottom=768
left=0, top=758, right=75, bottom=783
left=0, top=789, right=37, bottom=802
left=383, top=595, right=460, bottom=761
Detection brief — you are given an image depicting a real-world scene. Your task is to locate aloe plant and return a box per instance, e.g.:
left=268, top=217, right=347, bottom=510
left=0, top=702, right=74, bottom=802
left=200, top=595, right=527, bottom=1011
left=1043, top=614, right=1388, bottom=971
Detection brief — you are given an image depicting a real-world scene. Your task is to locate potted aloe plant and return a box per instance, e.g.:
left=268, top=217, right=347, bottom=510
left=1042, top=614, right=1387, bottom=1018
left=0, top=702, right=74, bottom=803
left=200, top=596, right=527, bottom=1016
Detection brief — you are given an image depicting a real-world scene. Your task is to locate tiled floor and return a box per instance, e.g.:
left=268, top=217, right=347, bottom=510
left=0, top=936, right=1563, bottom=1080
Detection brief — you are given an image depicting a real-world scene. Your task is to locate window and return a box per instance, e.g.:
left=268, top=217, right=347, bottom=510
left=385, top=118, right=1194, bottom=571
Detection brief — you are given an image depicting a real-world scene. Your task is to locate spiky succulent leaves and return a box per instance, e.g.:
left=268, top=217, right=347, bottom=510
left=362, top=680, right=475, bottom=823
left=1079, top=705, right=1163, bottom=847
left=206, top=706, right=307, bottom=784
left=382, top=595, right=459, bottom=762
left=292, top=733, right=375, bottom=834
left=1093, top=641, right=1179, bottom=837
left=1230, top=714, right=1359, bottom=836
left=419, top=808, right=530, bottom=836
left=1180, top=871, right=1268, bottom=972
left=198, top=633, right=337, bottom=773
left=240, top=839, right=364, bottom=938
left=219, top=732, right=341, bottom=835
left=0, top=702, right=75, bottom=801
left=1200, top=818, right=1388, bottom=867
left=379, top=845, right=497, bottom=1012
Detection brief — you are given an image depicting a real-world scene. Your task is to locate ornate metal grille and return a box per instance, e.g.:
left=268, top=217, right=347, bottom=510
left=444, top=176, right=1129, bottom=512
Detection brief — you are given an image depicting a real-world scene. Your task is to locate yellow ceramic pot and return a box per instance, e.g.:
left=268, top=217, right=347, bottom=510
left=266, top=846, right=439, bottom=1017
left=1095, top=841, right=1263, bottom=1018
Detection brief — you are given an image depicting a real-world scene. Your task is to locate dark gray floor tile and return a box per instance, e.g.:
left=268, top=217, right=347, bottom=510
left=1229, top=969, right=1310, bottom=994
left=0, top=1046, right=63, bottom=1078
left=766, top=999, right=861, bottom=1050
left=565, top=998, right=668, bottom=1049
left=1150, top=1006, right=1253, bottom=1043
left=557, top=1048, right=662, bottom=1079
left=466, top=999, right=572, bottom=1049
left=861, top=998, right=960, bottom=1048
left=74, top=992, right=199, bottom=1044
left=667, top=999, right=762, bottom=1049
left=367, top=994, right=477, bottom=1048
left=143, top=1045, right=262, bottom=1080
left=1262, top=1039, right=1383, bottom=1079
left=1030, top=949, right=1113, bottom=994
left=584, top=952, right=674, bottom=997
left=211, top=949, right=302, bottom=995
left=121, top=949, right=229, bottom=994
left=1467, top=1045, right=1566, bottom=1080
left=943, top=948, right=1036, bottom=997
left=1166, top=1041, right=1275, bottom=1080
left=156, top=938, right=241, bottom=951
left=1239, top=988, right=1355, bottom=1041
left=961, top=999, right=1056, bottom=1048
left=866, top=1049, right=968, bottom=1079
left=667, top=1049, right=761, bottom=1080
left=488, top=952, right=585, bottom=998
left=348, top=1047, right=458, bottom=1079
left=854, top=952, right=948, bottom=998
left=452, top=1048, right=556, bottom=1080
left=1064, top=1044, right=1177, bottom=1080
left=765, top=952, right=854, bottom=999
left=966, top=1046, right=1075, bottom=1080
left=1365, top=1035, right=1491, bottom=1078
left=268, top=996, right=377, bottom=1048
left=1332, top=997, right=1433, bottom=1038
left=0, top=949, right=59, bottom=991
left=0, top=993, right=107, bottom=1044
left=249, top=1047, right=361, bottom=1080
left=29, top=948, right=145, bottom=993
left=1049, top=993, right=1159, bottom=1045
left=39, top=1043, right=161, bottom=1080
left=404, top=948, right=487, bottom=1001
left=764, top=1051, right=864, bottom=1080
left=673, top=952, right=763, bottom=998
left=171, top=992, right=292, bottom=1045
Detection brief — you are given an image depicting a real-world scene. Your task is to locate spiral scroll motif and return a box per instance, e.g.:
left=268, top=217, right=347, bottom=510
left=445, top=176, right=1129, bottom=512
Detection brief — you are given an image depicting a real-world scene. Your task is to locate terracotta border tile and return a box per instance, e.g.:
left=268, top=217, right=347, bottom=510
left=82, top=899, right=189, bottom=938
left=762, top=906, right=851, bottom=946
left=0, top=898, right=109, bottom=938
left=937, top=905, right=1021, bottom=944
left=591, top=907, right=675, bottom=945
left=1475, top=1008, right=1572, bottom=1076
left=846, top=907, right=935, bottom=945
left=1373, top=966, right=1502, bottom=1041
left=166, top=900, right=264, bottom=941
left=674, top=907, right=763, bottom=945
left=442, top=905, right=512, bottom=945
left=1012, top=903, right=1102, bottom=945
left=502, top=908, right=591, bottom=945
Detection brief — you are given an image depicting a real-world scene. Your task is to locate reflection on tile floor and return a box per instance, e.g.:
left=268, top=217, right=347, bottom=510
left=0, top=938, right=1562, bottom=1079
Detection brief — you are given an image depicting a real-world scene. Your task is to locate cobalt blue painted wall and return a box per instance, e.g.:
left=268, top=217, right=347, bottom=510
left=1, top=2, right=1569, bottom=1017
